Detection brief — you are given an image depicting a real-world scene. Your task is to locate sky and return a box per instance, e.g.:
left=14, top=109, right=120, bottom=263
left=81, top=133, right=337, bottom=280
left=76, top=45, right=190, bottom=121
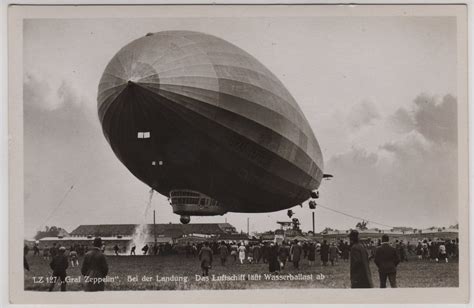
left=23, top=16, right=459, bottom=238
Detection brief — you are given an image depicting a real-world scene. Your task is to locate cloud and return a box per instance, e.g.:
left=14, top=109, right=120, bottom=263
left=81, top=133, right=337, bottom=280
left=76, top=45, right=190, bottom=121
left=57, top=80, right=86, bottom=109
left=24, top=73, right=104, bottom=236
left=24, top=73, right=95, bottom=143
left=23, top=73, right=54, bottom=110
left=24, top=72, right=88, bottom=111
left=380, top=130, right=431, bottom=161
left=328, top=146, right=379, bottom=172
left=389, top=107, right=415, bottom=134
left=346, top=99, right=380, bottom=131
left=414, top=94, right=457, bottom=144
left=390, top=94, right=457, bottom=145
left=322, top=93, right=458, bottom=229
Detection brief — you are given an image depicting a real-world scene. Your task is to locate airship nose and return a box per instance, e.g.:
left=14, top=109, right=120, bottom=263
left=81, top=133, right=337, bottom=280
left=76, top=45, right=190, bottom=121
left=125, top=61, right=160, bottom=86
left=98, top=57, right=160, bottom=120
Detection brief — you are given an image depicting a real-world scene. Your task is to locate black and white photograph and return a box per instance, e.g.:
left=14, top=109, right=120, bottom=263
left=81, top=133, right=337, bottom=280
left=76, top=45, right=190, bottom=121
left=7, top=3, right=469, bottom=304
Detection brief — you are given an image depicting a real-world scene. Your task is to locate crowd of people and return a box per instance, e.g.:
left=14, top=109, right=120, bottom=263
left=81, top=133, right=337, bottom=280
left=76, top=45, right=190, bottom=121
left=348, top=231, right=459, bottom=288
left=190, top=233, right=459, bottom=287
left=414, top=239, right=458, bottom=262
left=24, top=233, right=459, bottom=291
left=187, top=239, right=343, bottom=277
left=24, top=238, right=109, bottom=292
left=182, top=239, right=351, bottom=268
left=26, top=242, right=93, bottom=261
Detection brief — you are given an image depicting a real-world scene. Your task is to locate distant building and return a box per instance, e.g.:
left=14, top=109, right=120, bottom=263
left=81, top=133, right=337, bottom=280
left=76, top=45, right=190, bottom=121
left=32, top=223, right=238, bottom=255
left=255, top=224, right=458, bottom=244
left=70, top=223, right=236, bottom=239
left=321, top=227, right=458, bottom=242
left=38, top=236, right=132, bottom=253
left=34, top=227, right=70, bottom=240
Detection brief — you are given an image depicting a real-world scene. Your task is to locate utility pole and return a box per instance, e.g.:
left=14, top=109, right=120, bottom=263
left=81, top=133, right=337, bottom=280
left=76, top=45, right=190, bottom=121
left=312, top=211, right=315, bottom=234
left=247, top=217, right=249, bottom=235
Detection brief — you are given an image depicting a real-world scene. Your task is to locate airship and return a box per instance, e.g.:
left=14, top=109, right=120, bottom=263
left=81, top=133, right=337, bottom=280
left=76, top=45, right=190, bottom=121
left=97, top=31, right=324, bottom=224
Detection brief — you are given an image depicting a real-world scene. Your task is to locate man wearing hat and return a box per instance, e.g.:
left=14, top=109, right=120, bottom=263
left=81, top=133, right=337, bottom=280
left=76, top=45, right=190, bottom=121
left=198, top=242, right=213, bottom=276
left=81, top=237, right=109, bottom=291
left=290, top=240, right=302, bottom=269
left=374, top=234, right=400, bottom=288
left=349, top=230, right=373, bottom=288
left=48, top=246, right=68, bottom=291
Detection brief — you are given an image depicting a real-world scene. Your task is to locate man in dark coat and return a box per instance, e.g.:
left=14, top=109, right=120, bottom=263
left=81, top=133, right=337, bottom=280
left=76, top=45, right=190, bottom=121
left=253, top=244, right=261, bottom=264
left=445, top=240, right=453, bottom=257
left=49, top=246, right=68, bottom=291
left=33, top=243, right=40, bottom=256
left=278, top=241, right=290, bottom=268
left=342, top=241, right=350, bottom=261
left=429, top=240, right=438, bottom=261
left=320, top=240, right=329, bottom=266
left=349, top=230, right=373, bottom=288
left=78, top=245, right=85, bottom=256
left=399, top=240, right=408, bottom=262
left=81, top=237, right=109, bottom=291
left=142, top=244, right=149, bottom=255
left=198, top=242, right=213, bottom=276
left=261, top=242, right=269, bottom=263
left=24, top=256, right=30, bottom=271
left=374, top=235, right=400, bottom=288
left=24, top=244, right=31, bottom=271
left=212, top=241, right=219, bottom=255
left=218, top=241, right=229, bottom=266
left=290, top=240, right=303, bottom=269
left=268, top=242, right=281, bottom=273
left=113, top=244, right=120, bottom=256
left=302, top=242, right=309, bottom=259
left=308, top=242, right=316, bottom=266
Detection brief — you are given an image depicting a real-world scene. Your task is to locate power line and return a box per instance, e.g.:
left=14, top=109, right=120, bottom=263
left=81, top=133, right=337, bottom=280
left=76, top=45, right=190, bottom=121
left=316, top=203, right=395, bottom=229
left=40, top=184, right=75, bottom=228
left=35, top=141, right=111, bottom=230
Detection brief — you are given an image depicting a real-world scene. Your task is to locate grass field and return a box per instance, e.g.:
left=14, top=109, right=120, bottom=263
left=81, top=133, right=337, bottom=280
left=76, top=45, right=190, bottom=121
left=24, top=254, right=458, bottom=291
